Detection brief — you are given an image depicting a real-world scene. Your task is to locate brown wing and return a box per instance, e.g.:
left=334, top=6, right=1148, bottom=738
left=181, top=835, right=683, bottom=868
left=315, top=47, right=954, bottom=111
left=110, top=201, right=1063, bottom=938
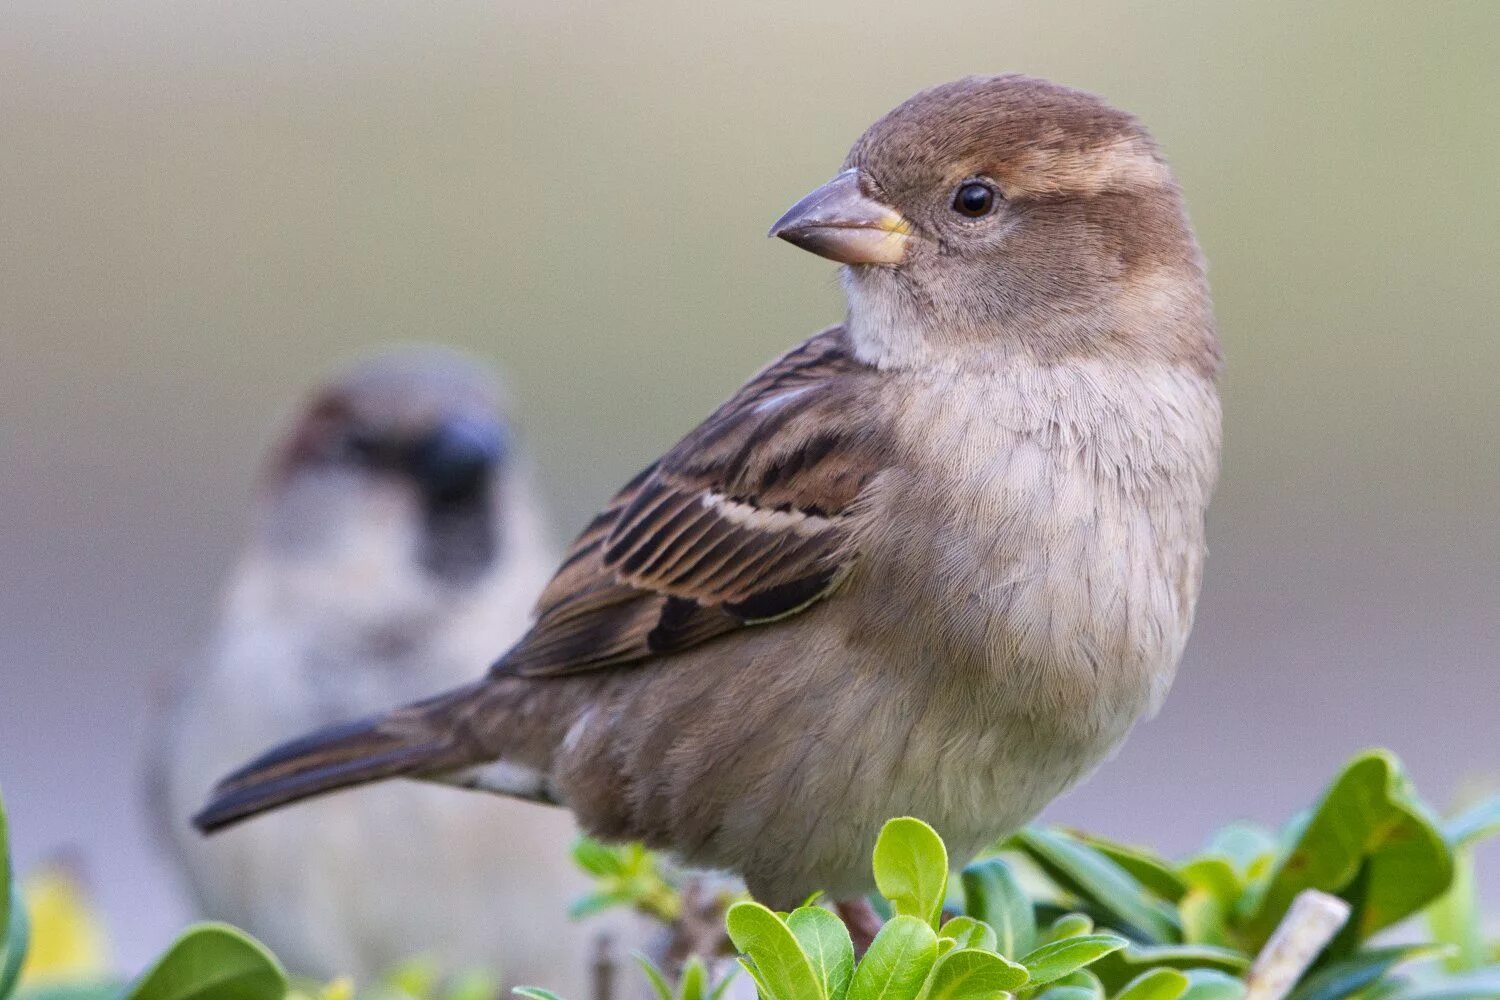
left=495, top=326, right=892, bottom=678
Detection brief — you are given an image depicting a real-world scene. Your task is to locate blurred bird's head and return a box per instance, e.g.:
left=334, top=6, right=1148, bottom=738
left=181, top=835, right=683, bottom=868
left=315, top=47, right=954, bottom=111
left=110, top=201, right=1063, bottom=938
left=770, top=75, right=1218, bottom=375
left=259, top=349, right=524, bottom=589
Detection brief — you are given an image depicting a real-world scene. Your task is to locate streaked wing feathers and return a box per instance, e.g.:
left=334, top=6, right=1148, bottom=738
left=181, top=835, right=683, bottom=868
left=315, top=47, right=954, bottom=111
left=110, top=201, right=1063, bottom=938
left=496, top=327, right=889, bottom=677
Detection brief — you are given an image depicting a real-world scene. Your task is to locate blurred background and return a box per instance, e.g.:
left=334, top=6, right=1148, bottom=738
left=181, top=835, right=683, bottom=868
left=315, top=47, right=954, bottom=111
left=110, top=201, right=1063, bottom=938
left=1, top=0, right=1495, bottom=969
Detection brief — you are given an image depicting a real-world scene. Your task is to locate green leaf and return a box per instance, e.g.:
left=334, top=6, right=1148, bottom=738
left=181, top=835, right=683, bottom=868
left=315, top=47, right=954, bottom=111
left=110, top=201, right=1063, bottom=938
left=572, top=837, right=627, bottom=878
left=1019, top=935, right=1127, bottom=987
left=1039, top=914, right=1095, bottom=945
left=1201, top=824, right=1277, bottom=878
left=1177, top=970, right=1245, bottom=1000
left=1177, top=887, right=1232, bottom=948
left=1427, top=848, right=1486, bottom=973
left=122, top=923, right=286, bottom=1000
left=633, top=953, right=675, bottom=1000
left=788, top=907, right=855, bottom=1000
left=936, top=916, right=997, bottom=954
left=1013, top=829, right=1180, bottom=944
left=1382, top=969, right=1500, bottom=1000
left=1, top=886, right=29, bottom=1000
left=923, top=948, right=1029, bottom=1000
left=679, top=957, right=709, bottom=1000
left=512, top=989, right=567, bottom=1000
left=385, top=956, right=439, bottom=998
left=959, top=858, right=1035, bottom=958
left=1284, top=944, right=1446, bottom=1000
left=1070, top=834, right=1188, bottom=904
left=1242, top=751, right=1453, bottom=951
left=1445, top=796, right=1500, bottom=849
left=1177, top=859, right=1241, bottom=905
left=1087, top=943, right=1249, bottom=991
left=444, top=968, right=502, bottom=1000
left=13, top=983, right=122, bottom=1000
left=1111, top=969, right=1190, bottom=1000
left=568, top=890, right=635, bottom=920
left=846, top=916, right=938, bottom=1000
left=727, top=902, right=825, bottom=1000
left=706, top=967, right=742, bottom=1000
left=1034, top=989, right=1099, bottom=1000
left=1118, top=944, right=1249, bottom=974
left=0, top=787, right=10, bottom=946
left=873, top=819, right=949, bottom=929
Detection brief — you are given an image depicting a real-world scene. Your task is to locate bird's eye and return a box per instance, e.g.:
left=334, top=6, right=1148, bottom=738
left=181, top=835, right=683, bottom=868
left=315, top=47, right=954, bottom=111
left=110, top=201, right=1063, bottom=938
left=952, top=181, right=996, bottom=218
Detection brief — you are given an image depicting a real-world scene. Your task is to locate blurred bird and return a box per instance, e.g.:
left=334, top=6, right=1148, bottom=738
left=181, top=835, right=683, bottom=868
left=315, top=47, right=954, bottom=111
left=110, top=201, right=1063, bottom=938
left=153, top=349, right=599, bottom=984
left=195, top=76, right=1223, bottom=920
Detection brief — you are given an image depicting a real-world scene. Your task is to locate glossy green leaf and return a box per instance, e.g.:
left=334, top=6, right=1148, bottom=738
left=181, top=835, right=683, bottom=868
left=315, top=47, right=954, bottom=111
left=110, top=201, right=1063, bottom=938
left=1242, top=751, right=1454, bottom=950
left=1071, top=834, right=1188, bottom=904
left=1112, top=969, right=1190, bottom=1000
left=727, top=902, right=824, bottom=1000
left=1049, top=970, right=1106, bottom=997
left=1284, top=945, right=1446, bottom=1000
left=873, top=819, right=949, bottom=929
left=959, top=857, right=1035, bottom=958
left=1019, top=935, right=1127, bottom=987
left=1034, top=988, right=1099, bottom=1000
left=1446, top=796, right=1500, bottom=849
left=846, top=916, right=938, bottom=1000
left=923, top=948, right=1028, bottom=1000
left=122, top=923, right=286, bottom=1000
left=513, top=989, right=567, bottom=1000
left=1177, top=970, right=1245, bottom=1000
left=1039, top=914, right=1095, bottom=945
left=1088, top=942, right=1250, bottom=991
left=936, top=916, right=997, bottom=954
left=788, top=906, right=855, bottom=1000
left=1013, top=829, right=1180, bottom=944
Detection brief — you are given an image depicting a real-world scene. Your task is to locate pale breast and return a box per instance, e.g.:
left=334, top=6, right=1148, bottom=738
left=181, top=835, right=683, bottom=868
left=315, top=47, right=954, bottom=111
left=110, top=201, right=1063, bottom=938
left=856, top=358, right=1221, bottom=741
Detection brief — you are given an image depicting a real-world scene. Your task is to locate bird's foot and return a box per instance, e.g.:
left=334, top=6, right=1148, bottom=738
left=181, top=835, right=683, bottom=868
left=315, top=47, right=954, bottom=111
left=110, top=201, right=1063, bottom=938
left=836, top=897, right=885, bottom=955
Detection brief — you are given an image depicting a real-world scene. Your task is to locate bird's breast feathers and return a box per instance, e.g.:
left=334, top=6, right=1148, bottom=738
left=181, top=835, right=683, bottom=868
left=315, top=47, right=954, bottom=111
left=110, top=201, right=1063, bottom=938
left=850, top=355, right=1221, bottom=730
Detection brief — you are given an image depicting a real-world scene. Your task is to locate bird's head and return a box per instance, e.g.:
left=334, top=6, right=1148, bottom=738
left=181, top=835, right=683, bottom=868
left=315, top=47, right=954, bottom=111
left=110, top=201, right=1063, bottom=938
left=262, top=348, right=515, bottom=587
left=771, top=75, right=1218, bottom=375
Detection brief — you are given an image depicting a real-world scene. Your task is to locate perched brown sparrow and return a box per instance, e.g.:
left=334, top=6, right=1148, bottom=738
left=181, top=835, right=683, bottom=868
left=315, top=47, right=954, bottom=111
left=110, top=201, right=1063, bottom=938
left=153, top=349, right=609, bottom=985
left=196, top=76, right=1222, bottom=912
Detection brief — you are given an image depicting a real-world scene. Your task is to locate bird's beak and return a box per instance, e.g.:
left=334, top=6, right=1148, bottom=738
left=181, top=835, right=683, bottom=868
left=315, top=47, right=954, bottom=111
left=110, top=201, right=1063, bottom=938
left=768, top=169, right=913, bottom=265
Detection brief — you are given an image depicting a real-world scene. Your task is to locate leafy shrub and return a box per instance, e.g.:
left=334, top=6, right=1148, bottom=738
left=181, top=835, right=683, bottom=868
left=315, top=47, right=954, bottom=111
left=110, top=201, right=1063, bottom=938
left=3, top=750, right=1497, bottom=1000
left=562, top=751, right=1500, bottom=1000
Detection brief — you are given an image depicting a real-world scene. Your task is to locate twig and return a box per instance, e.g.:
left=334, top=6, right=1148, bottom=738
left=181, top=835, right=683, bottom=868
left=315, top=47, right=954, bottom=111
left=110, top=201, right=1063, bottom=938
left=661, top=877, right=733, bottom=970
left=592, top=930, right=617, bottom=1000
left=1243, top=889, right=1352, bottom=1000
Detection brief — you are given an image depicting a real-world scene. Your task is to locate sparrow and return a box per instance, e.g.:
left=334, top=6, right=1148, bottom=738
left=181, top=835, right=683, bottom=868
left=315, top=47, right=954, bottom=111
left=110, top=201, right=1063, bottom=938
left=152, top=349, right=606, bottom=985
left=194, top=75, right=1223, bottom=914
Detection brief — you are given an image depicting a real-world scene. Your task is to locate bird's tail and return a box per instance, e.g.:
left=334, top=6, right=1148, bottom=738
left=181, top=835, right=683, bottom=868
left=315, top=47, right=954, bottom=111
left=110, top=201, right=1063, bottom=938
left=192, top=683, right=492, bottom=834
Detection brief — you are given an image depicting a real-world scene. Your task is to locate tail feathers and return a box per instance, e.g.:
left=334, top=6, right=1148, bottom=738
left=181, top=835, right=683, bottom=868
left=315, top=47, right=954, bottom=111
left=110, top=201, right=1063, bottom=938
left=193, top=689, right=489, bottom=834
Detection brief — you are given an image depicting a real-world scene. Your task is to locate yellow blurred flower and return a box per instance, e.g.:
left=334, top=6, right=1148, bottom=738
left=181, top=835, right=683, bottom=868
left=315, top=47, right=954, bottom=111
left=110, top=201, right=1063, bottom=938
left=18, top=863, right=111, bottom=985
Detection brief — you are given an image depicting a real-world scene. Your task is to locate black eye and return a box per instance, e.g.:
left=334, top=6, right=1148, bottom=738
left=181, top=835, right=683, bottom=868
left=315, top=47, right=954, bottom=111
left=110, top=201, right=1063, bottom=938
left=952, top=181, right=996, bottom=218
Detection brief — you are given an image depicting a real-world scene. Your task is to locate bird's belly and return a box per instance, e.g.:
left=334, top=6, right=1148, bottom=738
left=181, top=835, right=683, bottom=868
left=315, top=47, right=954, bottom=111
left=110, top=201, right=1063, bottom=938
left=556, top=613, right=1146, bottom=908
